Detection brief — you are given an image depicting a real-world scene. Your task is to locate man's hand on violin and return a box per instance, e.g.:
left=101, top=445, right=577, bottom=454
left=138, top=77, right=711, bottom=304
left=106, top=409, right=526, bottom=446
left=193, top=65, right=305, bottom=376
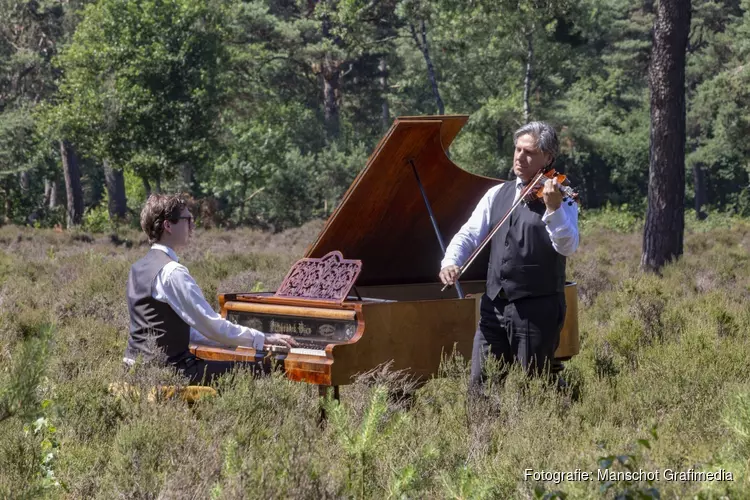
left=542, top=178, right=563, bottom=213
left=439, top=265, right=460, bottom=286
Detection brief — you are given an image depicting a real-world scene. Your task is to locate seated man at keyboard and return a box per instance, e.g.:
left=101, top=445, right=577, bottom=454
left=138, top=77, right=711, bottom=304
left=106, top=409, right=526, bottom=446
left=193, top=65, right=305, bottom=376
left=123, top=194, right=297, bottom=385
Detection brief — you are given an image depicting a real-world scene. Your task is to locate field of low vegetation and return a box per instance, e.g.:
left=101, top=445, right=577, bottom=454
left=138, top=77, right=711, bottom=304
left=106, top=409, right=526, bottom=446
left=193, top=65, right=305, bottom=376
left=2, top=209, right=750, bottom=498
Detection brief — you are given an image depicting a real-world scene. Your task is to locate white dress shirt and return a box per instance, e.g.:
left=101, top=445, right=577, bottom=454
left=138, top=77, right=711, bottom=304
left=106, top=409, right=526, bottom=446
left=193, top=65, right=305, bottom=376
left=441, top=177, right=579, bottom=269
left=150, top=244, right=266, bottom=350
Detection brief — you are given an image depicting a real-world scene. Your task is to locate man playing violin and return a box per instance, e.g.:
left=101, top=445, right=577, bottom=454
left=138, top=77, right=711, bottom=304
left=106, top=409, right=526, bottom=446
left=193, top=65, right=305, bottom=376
left=439, top=121, right=579, bottom=388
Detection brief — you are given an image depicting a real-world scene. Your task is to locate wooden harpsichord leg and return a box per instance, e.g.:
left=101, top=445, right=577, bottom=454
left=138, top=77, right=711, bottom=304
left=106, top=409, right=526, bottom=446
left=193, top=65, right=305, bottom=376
left=317, top=385, right=340, bottom=424
left=318, top=385, right=340, bottom=401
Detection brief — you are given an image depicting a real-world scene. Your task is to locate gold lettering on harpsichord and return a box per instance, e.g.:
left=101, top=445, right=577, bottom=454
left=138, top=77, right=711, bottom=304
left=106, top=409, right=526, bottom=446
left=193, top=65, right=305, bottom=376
left=269, top=319, right=312, bottom=336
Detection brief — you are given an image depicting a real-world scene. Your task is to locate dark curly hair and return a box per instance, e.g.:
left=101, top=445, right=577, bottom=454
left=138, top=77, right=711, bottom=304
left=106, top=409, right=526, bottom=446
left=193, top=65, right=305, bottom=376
left=140, top=194, right=187, bottom=244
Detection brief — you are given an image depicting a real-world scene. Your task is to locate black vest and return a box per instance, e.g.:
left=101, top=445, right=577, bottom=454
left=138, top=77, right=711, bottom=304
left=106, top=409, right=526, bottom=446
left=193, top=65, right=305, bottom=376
left=486, top=183, right=566, bottom=301
left=125, top=249, right=191, bottom=364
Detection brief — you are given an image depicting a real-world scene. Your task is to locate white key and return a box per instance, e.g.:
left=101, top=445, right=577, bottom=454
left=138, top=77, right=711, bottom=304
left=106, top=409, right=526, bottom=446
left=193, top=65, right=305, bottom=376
left=289, top=347, right=326, bottom=357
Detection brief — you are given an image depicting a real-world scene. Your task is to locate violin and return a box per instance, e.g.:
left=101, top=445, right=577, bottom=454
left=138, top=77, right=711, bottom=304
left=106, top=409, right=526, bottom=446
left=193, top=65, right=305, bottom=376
left=522, top=168, right=579, bottom=204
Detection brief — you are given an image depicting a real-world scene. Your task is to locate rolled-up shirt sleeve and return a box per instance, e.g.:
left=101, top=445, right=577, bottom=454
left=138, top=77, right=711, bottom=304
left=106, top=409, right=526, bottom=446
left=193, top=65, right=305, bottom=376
left=541, top=200, right=580, bottom=256
left=160, top=264, right=266, bottom=350
left=441, top=185, right=503, bottom=269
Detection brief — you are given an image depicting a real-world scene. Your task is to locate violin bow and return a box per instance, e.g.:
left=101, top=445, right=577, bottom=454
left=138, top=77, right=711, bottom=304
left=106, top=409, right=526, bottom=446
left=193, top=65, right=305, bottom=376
left=441, top=169, right=547, bottom=292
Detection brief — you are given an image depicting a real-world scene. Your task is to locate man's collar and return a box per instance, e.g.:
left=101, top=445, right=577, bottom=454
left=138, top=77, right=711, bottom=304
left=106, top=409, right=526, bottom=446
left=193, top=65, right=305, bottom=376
left=152, top=243, right=179, bottom=263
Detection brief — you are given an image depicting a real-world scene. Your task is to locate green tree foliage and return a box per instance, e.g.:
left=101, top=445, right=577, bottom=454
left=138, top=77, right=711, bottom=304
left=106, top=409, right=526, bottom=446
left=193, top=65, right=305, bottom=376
left=688, top=0, right=750, bottom=213
left=2, top=0, right=750, bottom=228
left=48, top=0, right=231, bottom=188
left=0, top=1, right=68, bottom=223
left=205, top=0, right=379, bottom=229
left=404, top=0, right=585, bottom=178
left=552, top=0, right=652, bottom=208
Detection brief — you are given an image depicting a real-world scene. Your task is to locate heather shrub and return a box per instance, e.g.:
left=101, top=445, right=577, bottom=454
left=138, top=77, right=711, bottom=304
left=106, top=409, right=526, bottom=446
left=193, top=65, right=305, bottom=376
left=0, top=212, right=749, bottom=497
left=707, top=389, right=750, bottom=498
left=0, top=250, right=14, bottom=286
left=0, top=417, right=46, bottom=498
left=579, top=203, right=643, bottom=234
left=97, top=403, right=199, bottom=497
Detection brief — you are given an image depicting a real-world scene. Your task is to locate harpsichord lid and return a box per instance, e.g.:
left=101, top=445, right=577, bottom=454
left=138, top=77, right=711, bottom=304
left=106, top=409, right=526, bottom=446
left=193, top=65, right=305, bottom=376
left=305, top=115, right=504, bottom=287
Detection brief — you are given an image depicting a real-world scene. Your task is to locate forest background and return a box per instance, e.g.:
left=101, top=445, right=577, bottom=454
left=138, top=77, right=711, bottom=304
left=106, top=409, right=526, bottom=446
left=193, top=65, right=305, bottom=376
left=2, top=0, right=749, bottom=231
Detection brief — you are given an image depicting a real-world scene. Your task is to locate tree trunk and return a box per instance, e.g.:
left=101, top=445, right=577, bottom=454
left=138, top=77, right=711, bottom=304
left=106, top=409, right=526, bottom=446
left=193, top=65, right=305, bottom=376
left=3, top=180, right=11, bottom=222
left=49, top=180, right=58, bottom=208
left=59, top=140, right=84, bottom=228
left=320, top=9, right=341, bottom=139
left=19, top=171, right=30, bottom=193
left=141, top=176, right=152, bottom=197
left=181, top=163, right=193, bottom=194
left=44, top=179, right=52, bottom=208
left=103, top=160, right=127, bottom=219
left=693, top=163, right=707, bottom=220
left=322, top=60, right=341, bottom=139
left=410, top=21, right=444, bottom=115
left=641, top=0, right=691, bottom=272
left=379, top=57, right=390, bottom=131
left=523, top=30, right=534, bottom=123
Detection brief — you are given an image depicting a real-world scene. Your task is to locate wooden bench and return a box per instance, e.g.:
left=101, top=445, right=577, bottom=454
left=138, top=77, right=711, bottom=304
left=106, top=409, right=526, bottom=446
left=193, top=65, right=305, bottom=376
left=108, top=382, right=217, bottom=403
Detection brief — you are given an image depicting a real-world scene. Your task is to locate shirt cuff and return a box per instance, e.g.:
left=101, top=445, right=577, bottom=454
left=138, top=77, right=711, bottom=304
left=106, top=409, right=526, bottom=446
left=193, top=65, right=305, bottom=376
left=542, top=206, right=568, bottom=231
left=251, top=331, right=265, bottom=351
left=440, top=258, right=459, bottom=270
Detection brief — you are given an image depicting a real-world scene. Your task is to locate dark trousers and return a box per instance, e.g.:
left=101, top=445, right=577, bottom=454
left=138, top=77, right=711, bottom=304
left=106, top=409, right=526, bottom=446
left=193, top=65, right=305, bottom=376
left=470, top=292, right=566, bottom=387
left=175, top=355, right=268, bottom=386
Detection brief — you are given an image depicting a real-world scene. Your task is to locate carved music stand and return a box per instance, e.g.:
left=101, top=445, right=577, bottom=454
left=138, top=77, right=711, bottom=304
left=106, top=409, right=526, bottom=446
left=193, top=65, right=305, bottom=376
left=275, top=250, right=362, bottom=304
left=274, top=250, right=361, bottom=406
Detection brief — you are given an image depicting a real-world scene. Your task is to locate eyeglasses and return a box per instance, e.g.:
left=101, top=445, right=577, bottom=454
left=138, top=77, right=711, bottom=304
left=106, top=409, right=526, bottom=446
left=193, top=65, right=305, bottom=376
left=173, top=216, right=194, bottom=225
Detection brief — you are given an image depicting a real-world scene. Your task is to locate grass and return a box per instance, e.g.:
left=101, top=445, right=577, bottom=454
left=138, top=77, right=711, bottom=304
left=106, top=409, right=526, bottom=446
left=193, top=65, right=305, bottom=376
left=1, top=212, right=750, bottom=498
